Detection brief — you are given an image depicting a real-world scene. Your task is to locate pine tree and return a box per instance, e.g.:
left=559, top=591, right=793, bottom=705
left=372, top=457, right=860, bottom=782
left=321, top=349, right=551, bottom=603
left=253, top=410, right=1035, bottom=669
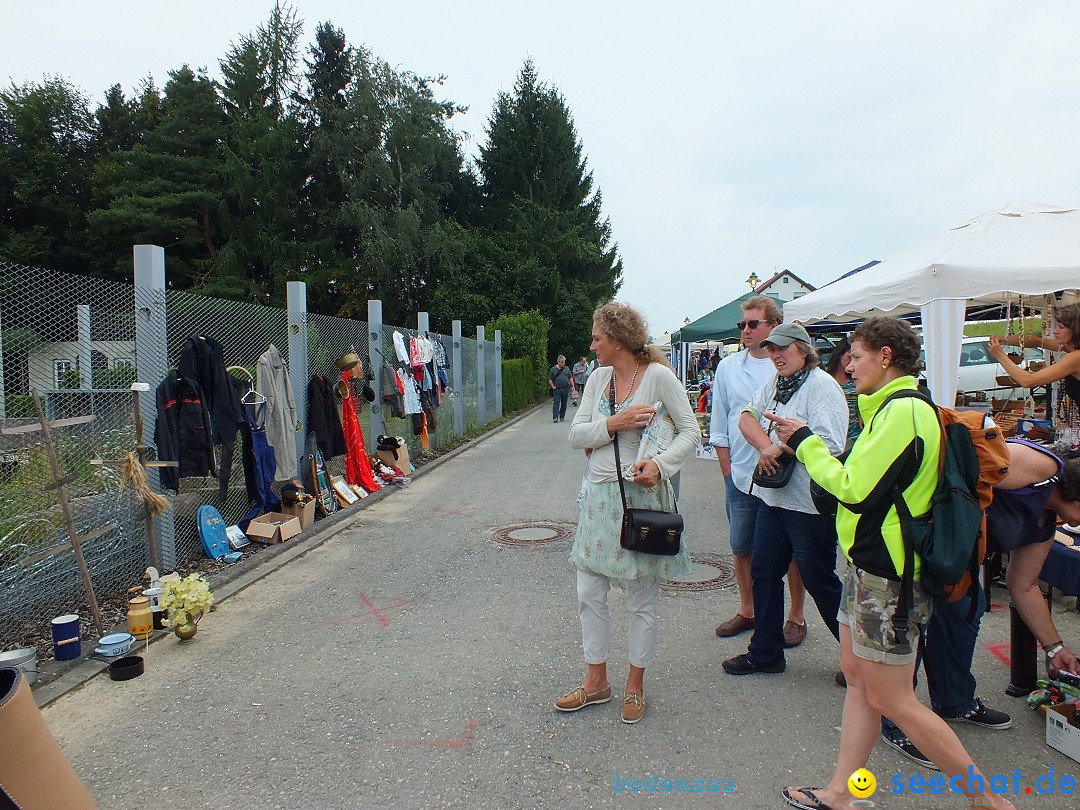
left=471, top=61, right=621, bottom=360
left=0, top=77, right=97, bottom=272
left=87, top=65, right=227, bottom=286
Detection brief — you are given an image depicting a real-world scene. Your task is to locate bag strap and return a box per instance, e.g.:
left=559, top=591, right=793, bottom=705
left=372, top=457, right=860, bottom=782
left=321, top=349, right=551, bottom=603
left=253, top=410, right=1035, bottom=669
left=609, top=374, right=679, bottom=514
left=748, top=391, right=783, bottom=498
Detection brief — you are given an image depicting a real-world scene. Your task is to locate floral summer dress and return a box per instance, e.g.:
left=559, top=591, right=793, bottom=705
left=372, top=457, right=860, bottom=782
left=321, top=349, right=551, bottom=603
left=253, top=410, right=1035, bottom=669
left=569, top=389, right=692, bottom=586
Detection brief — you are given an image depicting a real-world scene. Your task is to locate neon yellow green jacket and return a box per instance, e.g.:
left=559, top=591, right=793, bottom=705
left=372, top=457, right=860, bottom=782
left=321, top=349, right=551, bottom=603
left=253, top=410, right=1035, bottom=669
left=789, top=376, right=940, bottom=579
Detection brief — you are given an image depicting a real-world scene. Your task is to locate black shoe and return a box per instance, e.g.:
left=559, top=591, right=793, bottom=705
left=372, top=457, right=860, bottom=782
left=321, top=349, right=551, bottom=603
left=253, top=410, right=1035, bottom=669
left=941, top=698, right=1013, bottom=730
left=553, top=418, right=558, bottom=422
left=880, top=732, right=939, bottom=770
left=834, top=670, right=846, bottom=688
left=722, top=653, right=785, bottom=675
left=560, top=417, right=565, bottom=421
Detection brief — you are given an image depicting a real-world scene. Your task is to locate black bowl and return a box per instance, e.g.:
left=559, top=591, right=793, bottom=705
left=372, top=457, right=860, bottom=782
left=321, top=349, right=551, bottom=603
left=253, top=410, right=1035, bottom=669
left=109, top=656, right=144, bottom=681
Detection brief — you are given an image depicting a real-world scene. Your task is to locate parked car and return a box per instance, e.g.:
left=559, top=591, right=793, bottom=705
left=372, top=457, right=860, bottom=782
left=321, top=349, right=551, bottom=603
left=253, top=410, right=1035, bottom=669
left=921, top=336, right=1044, bottom=399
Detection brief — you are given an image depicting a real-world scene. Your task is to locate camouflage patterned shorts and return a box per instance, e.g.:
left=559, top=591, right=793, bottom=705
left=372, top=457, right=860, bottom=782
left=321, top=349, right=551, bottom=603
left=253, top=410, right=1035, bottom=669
left=836, top=559, right=932, bottom=665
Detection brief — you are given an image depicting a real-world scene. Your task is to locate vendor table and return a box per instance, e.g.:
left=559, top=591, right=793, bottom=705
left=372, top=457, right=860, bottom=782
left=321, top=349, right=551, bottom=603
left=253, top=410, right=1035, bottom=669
left=1005, top=539, right=1080, bottom=696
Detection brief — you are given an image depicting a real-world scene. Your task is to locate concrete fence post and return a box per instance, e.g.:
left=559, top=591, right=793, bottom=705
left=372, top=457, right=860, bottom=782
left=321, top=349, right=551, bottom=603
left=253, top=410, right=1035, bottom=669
left=494, top=330, right=503, bottom=418
left=77, top=304, right=92, bottom=390
left=287, top=281, right=308, bottom=472
left=476, top=326, right=487, bottom=425
left=133, top=244, right=176, bottom=570
left=368, top=300, right=385, bottom=443
left=452, top=320, right=463, bottom=436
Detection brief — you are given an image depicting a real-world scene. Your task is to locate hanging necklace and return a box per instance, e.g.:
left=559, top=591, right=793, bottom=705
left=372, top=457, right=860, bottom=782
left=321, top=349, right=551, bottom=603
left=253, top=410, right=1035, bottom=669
left=613, top=362, right=641, bottom=411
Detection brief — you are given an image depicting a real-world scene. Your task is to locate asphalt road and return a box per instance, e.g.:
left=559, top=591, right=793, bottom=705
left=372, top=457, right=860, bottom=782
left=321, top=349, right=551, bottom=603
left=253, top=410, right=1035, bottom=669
left=40, top=405, right=1080, bottom=809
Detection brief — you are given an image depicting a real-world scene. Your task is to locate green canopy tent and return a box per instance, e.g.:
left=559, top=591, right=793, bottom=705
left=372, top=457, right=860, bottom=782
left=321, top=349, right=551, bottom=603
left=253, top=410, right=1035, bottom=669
left=670, top=293, right=755, bottom=344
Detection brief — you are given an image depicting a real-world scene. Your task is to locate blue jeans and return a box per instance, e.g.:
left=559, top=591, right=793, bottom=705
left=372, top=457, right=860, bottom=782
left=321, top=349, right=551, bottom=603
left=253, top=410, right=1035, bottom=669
left=747, top=504, right=842, bottom=666
left=724, top=475, right=760, bottom=556
left=552, top=388, right=569, bottom=420
left=881, top=580, right=984, bottom=740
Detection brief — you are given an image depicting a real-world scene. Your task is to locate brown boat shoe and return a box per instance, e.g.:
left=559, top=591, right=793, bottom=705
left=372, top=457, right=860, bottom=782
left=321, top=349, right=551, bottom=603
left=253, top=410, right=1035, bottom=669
left=715, top=613, right=754, bottom=637
left=783, top=620, right=807, bottom=648
left=554, top=684, right=612, bottom=712
left=622, top=693, right=646, bottom=724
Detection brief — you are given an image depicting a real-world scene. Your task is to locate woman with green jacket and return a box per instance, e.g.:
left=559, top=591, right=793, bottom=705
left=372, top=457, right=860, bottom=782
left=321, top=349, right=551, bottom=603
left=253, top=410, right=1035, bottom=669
left=769, top=317, right=1013, bottom=810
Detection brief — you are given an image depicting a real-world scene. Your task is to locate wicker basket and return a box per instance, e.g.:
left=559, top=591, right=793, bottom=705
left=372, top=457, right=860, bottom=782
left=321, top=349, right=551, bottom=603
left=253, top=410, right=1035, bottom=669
left=994, top=413, right=1019, bottom=438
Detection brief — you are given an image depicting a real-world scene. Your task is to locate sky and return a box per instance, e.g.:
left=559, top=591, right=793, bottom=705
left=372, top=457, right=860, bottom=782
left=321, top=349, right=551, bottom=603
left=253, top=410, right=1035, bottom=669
left=5, top=1, right=1080, bottom=337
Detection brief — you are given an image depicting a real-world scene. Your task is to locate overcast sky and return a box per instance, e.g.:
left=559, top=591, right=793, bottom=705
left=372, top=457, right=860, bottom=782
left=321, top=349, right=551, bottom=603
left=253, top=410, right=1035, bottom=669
left=5, top=1, right=1080, bottom=337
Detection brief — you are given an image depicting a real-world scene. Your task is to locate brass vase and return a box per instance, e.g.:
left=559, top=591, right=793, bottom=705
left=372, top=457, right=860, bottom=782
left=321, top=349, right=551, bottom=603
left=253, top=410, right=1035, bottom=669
left=173, top=611, right=202, bottom=644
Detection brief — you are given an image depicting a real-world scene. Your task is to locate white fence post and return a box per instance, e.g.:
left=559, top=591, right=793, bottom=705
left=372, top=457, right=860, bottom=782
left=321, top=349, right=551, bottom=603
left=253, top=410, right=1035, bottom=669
left=287, top=281, right=308, bottom=471
left=452, top=320, right=463, bottom=436
left=133, top=244, right=176, bottom=570
left=476, top=325, right=486, bottom=425
left=368, top=300, right=385, bottom=442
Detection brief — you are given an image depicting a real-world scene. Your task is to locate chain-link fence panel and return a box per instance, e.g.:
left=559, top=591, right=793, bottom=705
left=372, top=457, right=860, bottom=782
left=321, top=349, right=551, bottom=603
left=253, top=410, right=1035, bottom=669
left=485, top=339, right=498, bottom=420
left=0, top=262, right=149, bottom=649
left=164, top=290, right=289, bottom=567
left=459, top=335, right=480, bottom=431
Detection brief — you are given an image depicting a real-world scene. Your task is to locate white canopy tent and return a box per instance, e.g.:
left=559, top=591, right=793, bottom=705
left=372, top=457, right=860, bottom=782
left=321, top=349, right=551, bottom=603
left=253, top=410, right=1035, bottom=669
left=784, top=203, right=1080, bottom=407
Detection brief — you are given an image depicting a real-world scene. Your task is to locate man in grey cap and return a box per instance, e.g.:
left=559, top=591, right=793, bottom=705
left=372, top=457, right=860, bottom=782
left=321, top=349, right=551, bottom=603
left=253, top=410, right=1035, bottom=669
left=710, top=297, right=809, bottom=647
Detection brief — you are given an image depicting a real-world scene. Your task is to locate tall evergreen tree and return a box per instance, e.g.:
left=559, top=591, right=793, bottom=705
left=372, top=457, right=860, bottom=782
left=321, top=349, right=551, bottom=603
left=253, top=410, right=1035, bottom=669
left=0, top=77, right=97, bottom=272
left=88, top=65, right=227, bottom=286
left=215, top=3, right=305, bottom=303
left=469, top=61, right=622, bottom=359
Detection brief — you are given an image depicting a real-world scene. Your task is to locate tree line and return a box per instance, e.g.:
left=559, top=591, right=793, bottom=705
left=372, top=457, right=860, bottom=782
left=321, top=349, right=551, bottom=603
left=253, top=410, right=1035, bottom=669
left=0, top=3, right=622, bottom=360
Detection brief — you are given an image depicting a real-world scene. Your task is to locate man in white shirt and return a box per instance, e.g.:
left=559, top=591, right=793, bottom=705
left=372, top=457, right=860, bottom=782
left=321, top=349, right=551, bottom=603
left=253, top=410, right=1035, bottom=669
left=710, top=297, right=808, bottom=646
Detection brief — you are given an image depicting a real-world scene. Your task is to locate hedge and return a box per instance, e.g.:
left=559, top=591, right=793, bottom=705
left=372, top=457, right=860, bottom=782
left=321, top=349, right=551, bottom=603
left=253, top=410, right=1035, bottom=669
left=502, top=358, right=545, bottom=413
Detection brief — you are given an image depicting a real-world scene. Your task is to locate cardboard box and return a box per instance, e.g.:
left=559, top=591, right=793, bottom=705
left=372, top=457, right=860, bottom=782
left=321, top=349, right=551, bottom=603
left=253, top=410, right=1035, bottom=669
left=377, top=442, right=410, bottom=472
left=245, top=512, right=302, bottom=544
left=1046, top=702, right=1080, bottom=763
left=282, top=499, right=315, bottom=530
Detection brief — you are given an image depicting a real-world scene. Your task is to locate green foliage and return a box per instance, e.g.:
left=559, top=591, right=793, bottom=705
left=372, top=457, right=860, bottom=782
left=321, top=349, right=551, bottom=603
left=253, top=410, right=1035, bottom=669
left=0, top=77, right=97, bottom=272
left=471, top=61, right=621, bottom=360
left=3, top=395, right=35, bottom=417
left=58, top=364, right=136, bottom=390
left=488, top=309, right=550, bottom=398
left=963, top=318, right=1043, bottom=338
left=501, top=358, right=542, bottom=412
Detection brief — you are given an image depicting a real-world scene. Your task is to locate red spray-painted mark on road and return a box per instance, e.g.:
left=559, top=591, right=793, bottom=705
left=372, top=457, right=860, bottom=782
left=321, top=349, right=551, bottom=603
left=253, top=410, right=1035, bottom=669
left=986, top=642, right=1011, bottom=668
left=387, top=718, right=478, bottom=750
left=317, top=592, right=417, bottom=629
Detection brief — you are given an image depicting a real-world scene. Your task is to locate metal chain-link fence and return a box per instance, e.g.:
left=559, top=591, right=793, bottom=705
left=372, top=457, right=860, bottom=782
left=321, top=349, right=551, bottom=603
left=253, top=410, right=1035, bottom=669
left=0, top=262, right=148, bottom=646
left=1, top=259, right=503, bottom=651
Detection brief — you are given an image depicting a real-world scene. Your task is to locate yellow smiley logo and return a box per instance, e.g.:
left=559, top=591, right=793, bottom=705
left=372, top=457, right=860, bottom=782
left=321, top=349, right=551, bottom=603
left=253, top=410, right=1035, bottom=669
left=848, top=768, right=876, bottom=798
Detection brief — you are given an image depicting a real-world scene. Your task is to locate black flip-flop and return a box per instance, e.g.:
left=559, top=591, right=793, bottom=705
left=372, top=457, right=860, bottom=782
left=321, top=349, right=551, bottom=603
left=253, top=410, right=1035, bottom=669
left=782, top=786, right=834, bottom=810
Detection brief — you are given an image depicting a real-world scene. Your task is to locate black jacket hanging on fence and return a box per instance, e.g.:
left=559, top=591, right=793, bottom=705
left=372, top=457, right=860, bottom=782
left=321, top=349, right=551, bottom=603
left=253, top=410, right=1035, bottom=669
left=155, top=372, right=216, bottom=491
left=307, top=374, right=348, bottom=460
left=178, top=335, right=244, bottom=444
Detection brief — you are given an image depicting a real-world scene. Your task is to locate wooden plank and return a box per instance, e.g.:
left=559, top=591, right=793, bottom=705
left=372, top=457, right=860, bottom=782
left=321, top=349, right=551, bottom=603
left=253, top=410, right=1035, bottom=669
left=0, top=414, right=96, bottom=435
left=44, top=473, right=79, bottom=490
left=17, top=522, right=120, bottom=567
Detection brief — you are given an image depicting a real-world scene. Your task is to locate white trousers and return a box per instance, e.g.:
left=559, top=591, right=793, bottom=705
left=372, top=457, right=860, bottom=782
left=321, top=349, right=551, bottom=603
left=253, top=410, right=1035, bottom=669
left=576, top=570, right=659, bottom=669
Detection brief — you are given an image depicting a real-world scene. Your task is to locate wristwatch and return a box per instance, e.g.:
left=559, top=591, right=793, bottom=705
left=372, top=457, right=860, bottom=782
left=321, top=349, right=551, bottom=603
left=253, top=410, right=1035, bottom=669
left=1045, top=642, right=1065, bottom=660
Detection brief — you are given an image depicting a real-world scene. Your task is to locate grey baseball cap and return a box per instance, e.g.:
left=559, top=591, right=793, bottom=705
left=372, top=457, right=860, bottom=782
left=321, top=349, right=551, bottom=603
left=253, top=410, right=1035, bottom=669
left=760, top=322, right=811, bottom=348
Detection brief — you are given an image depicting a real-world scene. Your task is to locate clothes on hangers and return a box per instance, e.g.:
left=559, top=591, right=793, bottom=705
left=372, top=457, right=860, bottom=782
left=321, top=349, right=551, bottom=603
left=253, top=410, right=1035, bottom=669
left=155, top=372, right=215, bottom=491
left=307, top=374, right=348, bottom=460
left=399, top=367, right=422, bottom=415
left=381, top=361, right=405, bottom=418
left=223, top=374, right=259, bottom=503
left=178, top=334, right=245, bottom=494
left=392, top=330, right=410, bottom=364
left=257, top=343, right=298, bottom=481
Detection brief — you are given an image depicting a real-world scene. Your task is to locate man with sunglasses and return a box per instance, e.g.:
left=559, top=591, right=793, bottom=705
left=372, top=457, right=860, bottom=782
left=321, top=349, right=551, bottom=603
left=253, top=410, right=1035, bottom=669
left=710, top=296, right=808, bottom=647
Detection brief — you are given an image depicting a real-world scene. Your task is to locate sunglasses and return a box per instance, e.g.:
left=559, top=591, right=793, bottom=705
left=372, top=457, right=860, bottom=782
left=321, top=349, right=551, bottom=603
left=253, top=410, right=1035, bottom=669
left=737, top=319, right=770, bottom=331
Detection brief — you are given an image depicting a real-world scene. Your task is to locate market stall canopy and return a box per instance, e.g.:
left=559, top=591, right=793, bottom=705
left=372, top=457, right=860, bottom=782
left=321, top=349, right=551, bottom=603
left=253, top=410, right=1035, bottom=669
left=785, top=203, right=1080, bottom=323
left=784, top=203, right=1080, bottom=407
left=671, top=293, right=755, bottom=343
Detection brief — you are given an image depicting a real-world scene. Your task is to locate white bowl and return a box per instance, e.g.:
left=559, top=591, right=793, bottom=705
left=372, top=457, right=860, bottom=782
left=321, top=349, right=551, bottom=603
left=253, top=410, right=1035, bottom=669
left=95, top=633, right=134, bottom=656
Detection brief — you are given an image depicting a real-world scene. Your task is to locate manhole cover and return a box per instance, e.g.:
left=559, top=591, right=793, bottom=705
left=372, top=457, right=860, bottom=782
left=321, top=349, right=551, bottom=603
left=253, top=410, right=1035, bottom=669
left=662, top=555, right=736, bottom=592
left=490, top=522, right=575, bottom=546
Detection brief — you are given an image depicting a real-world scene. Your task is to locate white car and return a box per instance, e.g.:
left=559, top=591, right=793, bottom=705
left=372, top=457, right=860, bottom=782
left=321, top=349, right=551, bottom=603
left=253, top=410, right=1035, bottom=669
left=922, top=336, right=1044, bottom=397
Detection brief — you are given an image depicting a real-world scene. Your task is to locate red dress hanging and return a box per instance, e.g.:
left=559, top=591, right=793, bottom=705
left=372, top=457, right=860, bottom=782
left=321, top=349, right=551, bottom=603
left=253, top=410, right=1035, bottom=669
left=341, top=370, right=380, bottom=493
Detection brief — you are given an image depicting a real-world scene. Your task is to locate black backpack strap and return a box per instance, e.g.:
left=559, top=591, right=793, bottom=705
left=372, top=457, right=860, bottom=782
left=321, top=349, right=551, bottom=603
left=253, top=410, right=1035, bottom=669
left=875, top=388, right=940, bottom=634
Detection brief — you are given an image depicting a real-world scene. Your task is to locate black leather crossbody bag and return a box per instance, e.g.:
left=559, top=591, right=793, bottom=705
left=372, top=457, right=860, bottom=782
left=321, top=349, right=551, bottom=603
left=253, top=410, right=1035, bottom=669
left=609, top=379, right=683, bottom=556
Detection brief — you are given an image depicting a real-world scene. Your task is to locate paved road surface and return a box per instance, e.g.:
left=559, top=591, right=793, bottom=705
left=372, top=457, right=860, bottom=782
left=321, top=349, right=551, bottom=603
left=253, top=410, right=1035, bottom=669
left=40, top=406, right=1080, bottom=809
